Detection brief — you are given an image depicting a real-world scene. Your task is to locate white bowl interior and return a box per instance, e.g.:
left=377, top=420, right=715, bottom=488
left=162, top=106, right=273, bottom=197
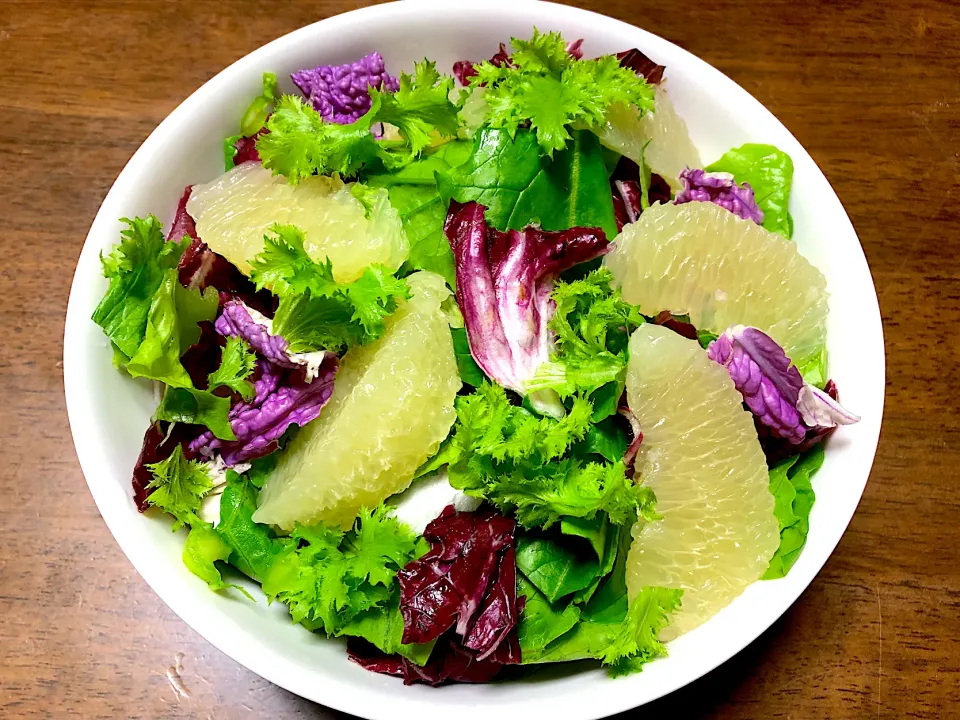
left=63, top=2, right=885, bottom=718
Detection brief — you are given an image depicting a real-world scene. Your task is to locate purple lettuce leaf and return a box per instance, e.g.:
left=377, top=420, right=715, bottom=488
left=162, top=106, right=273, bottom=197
left=617, top=392, right=644, bottom=480
left=291, top=52, right=399, bottom=125
left=797, top=383, right=861, bottom=428
left=397, top=506, right=518, bottom=654
left=444, top=200, right=610, bottom=412
left=708, top=325, right=806, bottom=443
left=708, top=327, right=860, bottom=450
left=758, top=380, right=849, bottom=463
left=215, top=300, right=290, bottom=367
left=354, top=505, right=522, bottom=685
left=187, top=356, right=337, bottom=466
left=675, top=168, right=765, bottom=224
left=348, top=630, right=521, bottom=686
left=215, top=300, right=332, bottom=380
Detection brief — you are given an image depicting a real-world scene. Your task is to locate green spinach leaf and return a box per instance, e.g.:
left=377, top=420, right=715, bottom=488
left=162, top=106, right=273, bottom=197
left=366, top=140, right=471, bottom=287
left=450, top=327, right=486, bottom=387
left=437, top=128, right=617, bottom=239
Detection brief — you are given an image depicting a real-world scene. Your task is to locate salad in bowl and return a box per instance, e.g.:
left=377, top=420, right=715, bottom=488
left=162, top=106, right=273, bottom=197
left=83, top=26, right=862, bottom=690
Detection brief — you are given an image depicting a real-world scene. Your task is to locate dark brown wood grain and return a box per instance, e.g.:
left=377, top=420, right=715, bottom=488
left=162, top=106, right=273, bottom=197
left=0, top=0, right=957, bottom=717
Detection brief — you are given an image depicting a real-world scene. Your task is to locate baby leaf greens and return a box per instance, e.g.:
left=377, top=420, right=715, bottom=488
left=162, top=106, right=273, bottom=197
left=437, top=128, right=618, bottom=240
left=444, top=383, right=642, bottom=529
left=528, top=267, right=644, bottom=398
left=468, top=29, right=656, bottom=155
left=258, top=61, right=459, bottom=181
left=248, top=224, right=409, bottom=352
left=518, top=523, right=682, bottom=676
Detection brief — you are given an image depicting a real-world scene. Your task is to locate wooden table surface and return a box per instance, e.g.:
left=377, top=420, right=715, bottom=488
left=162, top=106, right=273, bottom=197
left=2, top=0, right=958, bottom=717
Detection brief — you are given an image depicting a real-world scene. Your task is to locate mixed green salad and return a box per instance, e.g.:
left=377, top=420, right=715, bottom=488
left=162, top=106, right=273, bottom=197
left=92, top=30, right=860, bottom=685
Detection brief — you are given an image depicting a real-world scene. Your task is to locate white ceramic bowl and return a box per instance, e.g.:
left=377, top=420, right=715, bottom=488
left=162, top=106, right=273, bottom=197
left=63, top=2, right=885, bottom=718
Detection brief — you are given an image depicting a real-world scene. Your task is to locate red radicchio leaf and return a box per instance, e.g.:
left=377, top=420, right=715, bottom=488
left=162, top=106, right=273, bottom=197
left=652, top=310, right=699, bottom=341
left=452, top=60, right=478, bottom=87
left=132, top=421, right=205, bottom=512
left=171, top=185, right=275, bottom=315
left=353, top=506, right=523, bottom=685
left=462, top=545, right=519, bottom=658
left=444, top=201, right=610, bottom=404
left=617, top=391, right=644, bottom=480
left=166, top=186, right=197, bottom=243
left=453, top=42, right=516, bottom=86
left=178, top=321, right=224, bottom=390
left=616, top=48, right=666, bottom=85
left=233, top=129, right=267, bottom=166
left=611, top=157, right=673, bottom=231
left=348, top=630, right=522, bottom=686
left=397, top=506, right=517, bottom=651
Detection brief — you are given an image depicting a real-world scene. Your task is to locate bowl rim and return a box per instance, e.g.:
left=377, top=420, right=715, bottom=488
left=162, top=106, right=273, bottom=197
left=63, top=2, right=885, bottom=718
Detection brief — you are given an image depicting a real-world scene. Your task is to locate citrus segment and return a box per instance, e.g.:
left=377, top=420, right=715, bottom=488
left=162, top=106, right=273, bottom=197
left=253, top=271, right=461, bottom=531
left=186, top=162, right=408, bottom=282
left=624, top=324, right=778, bottom=638
left=598, top=86, right=701, bottom=192
left=604, top=201, right=828, bottom=368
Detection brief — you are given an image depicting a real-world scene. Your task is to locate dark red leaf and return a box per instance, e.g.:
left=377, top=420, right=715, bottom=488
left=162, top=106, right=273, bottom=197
left=233, top=131, right=265, bottom=165
left=348, top=633, right=518, bottom=686
left=131, top=422, right=204, bottom=512
left=352, top=506, right=523, bottom=685
left=179, top=321, right=224, bottom=390
left=171, top=186, right=276, bottom=315
left=612, top=179, right=642, bottom=231
left=166, top=186, right=197, bottom=243
left=610, top=158, right=673, bottom=231
left=649, top=174, right=673, bottom=205
left=398, top=505, right=515, bottom=648
left=616, top=48, right=666, bottom=85
left=463, top=545, right=519, bottom=659
left=452, top=60, right=477, bottom=87
left=652, top=310, right=699, bottom=341
left=347, top=640, right=407, bottom=676
left=617, top=391, right=644, bottom=480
